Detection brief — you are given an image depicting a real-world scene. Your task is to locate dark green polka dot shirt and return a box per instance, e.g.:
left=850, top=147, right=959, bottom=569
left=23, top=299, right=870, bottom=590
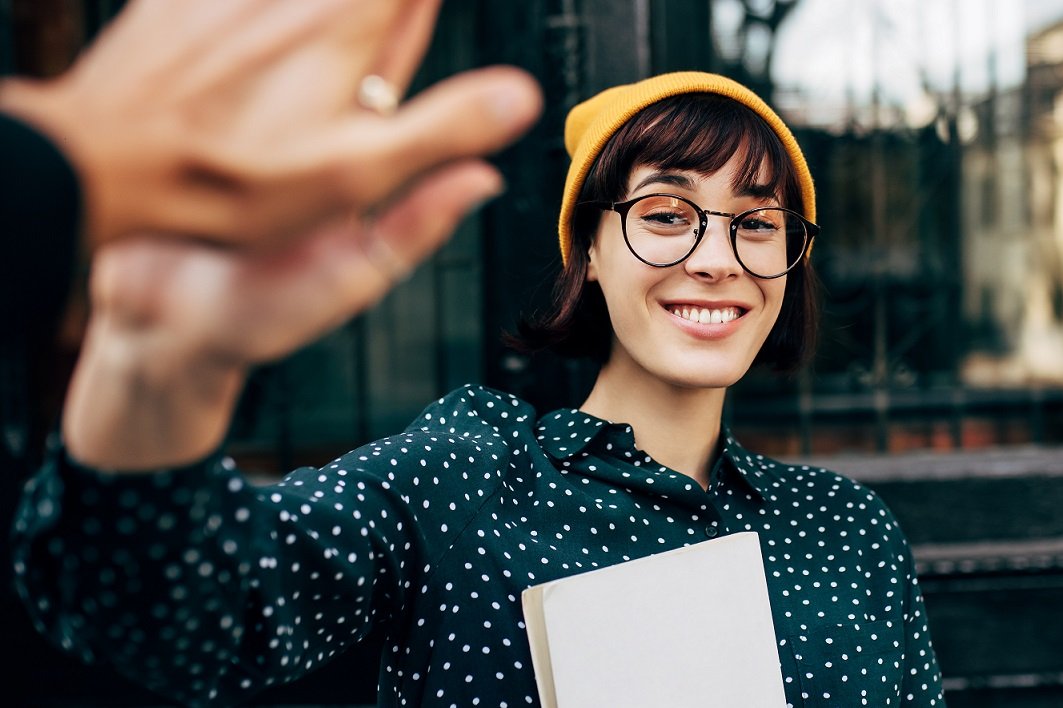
left=13, top=385, right=945, bottom=706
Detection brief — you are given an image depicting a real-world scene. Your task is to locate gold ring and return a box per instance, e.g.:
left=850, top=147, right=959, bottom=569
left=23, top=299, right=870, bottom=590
left=357, top=74, right=400, bottom=116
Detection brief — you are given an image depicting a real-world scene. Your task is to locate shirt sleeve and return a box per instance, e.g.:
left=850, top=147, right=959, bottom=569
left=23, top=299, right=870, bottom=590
left=10, top=444, right=424, bottom=707
left=900, top=537, right=947, bottom=705
left=0, top=113, right=82, bottom=339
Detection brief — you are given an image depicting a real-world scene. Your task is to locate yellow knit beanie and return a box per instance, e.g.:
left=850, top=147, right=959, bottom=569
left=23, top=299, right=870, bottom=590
left=558, top=71, right=816, bottom=265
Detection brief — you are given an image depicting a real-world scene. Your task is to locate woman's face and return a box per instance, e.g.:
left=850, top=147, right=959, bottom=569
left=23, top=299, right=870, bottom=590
left=587, top=158, right=787, bottom=390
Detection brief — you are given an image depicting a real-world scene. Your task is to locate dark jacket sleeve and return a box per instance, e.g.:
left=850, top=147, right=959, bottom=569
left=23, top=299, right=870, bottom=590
left=0, top=112, right=82, bottom=340
left=12, top=443, right=424, bottom=706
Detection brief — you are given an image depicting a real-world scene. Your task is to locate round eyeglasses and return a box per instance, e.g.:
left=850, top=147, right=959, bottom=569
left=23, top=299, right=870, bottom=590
left=581, top=193, right=819, bottom=279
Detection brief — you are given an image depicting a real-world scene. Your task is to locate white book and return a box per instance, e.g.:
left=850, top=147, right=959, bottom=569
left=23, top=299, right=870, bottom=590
left=521, top=531, right=785, bottom=708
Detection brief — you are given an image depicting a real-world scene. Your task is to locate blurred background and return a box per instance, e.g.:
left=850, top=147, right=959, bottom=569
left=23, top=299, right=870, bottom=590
left=3, top=0, right=1062, bottom=705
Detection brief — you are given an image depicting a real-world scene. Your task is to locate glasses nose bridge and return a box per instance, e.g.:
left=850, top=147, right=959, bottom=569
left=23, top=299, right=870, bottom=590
left=691, top=207, right=737, bottom=247
left=696, top=207, right=738, bottom=238
left=685, top=207, right=741, bottom=270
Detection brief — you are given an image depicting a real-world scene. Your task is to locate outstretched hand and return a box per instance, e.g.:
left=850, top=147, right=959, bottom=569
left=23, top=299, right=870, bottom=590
left=63, top=148, right=515, bottom=470
left=48, top=0, right=543, bottom=471
left=0, top=0, right=540, bottom=250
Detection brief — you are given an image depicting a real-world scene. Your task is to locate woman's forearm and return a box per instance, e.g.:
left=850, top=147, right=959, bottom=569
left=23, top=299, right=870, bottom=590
left=62, top=313, right=246, bottom=471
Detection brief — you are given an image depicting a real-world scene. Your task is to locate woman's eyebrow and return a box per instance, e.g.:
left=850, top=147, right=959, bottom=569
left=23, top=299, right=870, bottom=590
left=631, top=171, right=697, bottom=193
left=738, top=183, right=778, bottom=200
left=632, top=172, right=779, bottom=201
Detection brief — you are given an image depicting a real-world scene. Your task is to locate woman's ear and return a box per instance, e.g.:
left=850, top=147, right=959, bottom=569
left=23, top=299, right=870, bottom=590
left=586, top=241, right=600, bottom=282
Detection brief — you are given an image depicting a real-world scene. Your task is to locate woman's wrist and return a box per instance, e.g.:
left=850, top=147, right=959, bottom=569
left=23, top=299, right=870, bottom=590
left=63, top=313, right=247, bottom=471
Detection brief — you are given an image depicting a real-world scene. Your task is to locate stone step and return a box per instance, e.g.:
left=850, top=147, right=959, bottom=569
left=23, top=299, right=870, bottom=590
left=798, top=447, right=1063, bottom=696
left=920, top=568, right=1063, bottom=678
left=798, top=446, right=1063, bottom=545
left=913, top=537, right=1063, bottom=576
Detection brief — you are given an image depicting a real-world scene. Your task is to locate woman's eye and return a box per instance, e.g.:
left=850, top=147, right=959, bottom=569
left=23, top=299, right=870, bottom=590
left=642, top=210, right=689, bottom=226
left=738, top=217, right=778, bottom=232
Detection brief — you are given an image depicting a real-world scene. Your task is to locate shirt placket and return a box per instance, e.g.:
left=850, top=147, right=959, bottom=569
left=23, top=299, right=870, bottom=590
left=593, top=427, right=732, bottom=544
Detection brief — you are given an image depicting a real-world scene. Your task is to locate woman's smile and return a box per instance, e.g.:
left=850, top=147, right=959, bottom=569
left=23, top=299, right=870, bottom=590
left=667, top=305, right=743, bottom=324
left=661, top=300, right=750, bottom=338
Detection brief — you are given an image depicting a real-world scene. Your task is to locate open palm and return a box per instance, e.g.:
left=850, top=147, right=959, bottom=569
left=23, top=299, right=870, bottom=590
left=62, top=161, right=501, bottom=469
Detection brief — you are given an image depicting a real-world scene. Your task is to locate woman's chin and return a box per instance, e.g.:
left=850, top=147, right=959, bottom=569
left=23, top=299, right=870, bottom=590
left=646, top=364, right=749, bottom=392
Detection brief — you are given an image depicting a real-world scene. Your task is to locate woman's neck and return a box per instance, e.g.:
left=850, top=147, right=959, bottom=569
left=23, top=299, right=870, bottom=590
left=579, top=356, right=726, bottom=490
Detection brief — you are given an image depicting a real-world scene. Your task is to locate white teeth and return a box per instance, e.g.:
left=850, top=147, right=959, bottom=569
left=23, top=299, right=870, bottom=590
left=669, top=306, right=741, bottom=324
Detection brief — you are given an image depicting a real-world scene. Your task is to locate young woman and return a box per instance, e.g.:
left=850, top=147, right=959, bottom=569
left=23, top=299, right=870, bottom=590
left=13, top=72, right=945, bottom=707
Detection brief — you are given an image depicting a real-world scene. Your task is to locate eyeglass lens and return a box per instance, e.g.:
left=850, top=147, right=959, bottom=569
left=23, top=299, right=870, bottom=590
left=622, top=195, right=806, bottom=277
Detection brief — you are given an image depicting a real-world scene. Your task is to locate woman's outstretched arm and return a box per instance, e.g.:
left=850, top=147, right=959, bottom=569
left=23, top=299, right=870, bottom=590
left=10, top=73, right=539, bottom=706
left=7, top=3, right=541, bottom=701
left=13, top=437, right=428, bottom=705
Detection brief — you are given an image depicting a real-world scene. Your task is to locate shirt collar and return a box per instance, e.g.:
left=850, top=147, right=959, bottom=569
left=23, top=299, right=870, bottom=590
left=717, top=430, right=773, bottom=501
left=534, top=408, right=613, bottom=458
left=537, top=408, right=773, bottom=501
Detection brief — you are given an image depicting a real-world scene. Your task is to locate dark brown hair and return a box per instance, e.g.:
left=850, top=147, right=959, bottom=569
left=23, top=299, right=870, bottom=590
left=510, top=93, right=820, bottom=373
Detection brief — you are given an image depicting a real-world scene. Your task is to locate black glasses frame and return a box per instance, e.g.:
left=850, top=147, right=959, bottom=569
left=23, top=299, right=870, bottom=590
left=580, top=193, right=820, bottom=279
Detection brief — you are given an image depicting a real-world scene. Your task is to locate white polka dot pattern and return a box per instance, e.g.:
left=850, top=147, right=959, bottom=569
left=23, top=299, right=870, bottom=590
left=12, top=385, right=945, bottom=706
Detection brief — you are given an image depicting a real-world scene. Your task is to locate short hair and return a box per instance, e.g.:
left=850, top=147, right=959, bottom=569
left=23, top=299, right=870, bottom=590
left=509, top=92, right=820, bottom=373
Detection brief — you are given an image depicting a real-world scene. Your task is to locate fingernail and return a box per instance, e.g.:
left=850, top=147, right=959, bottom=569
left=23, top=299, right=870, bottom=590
left=485, top=172, right=507, bottom=199
left=487, top=80, right=540, bottom=124
left=468, top=174, right=507, bottom=214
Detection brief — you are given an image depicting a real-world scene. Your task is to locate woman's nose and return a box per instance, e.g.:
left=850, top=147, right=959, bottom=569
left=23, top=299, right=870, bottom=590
left=682, top=216, right=742, bottom=279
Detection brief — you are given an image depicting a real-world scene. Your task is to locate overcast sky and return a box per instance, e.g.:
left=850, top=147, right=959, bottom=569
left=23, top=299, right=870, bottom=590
left=763, top=0, right=1063, bottom=127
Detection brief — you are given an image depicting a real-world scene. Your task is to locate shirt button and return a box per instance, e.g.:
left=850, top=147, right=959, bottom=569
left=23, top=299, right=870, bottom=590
left=705, top=526, right=719, bottom=538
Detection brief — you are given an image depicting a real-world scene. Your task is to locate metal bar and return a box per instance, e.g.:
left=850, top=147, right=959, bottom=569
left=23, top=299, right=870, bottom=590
left=582, top=0, right=649, bottom=93
left=353, top=316, right=369, bottom=445
left=0, top=0, right=13, bottom=75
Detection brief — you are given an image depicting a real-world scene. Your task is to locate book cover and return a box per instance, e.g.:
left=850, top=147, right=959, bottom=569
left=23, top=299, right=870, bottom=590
left=521, top=531, right=785, bottom=708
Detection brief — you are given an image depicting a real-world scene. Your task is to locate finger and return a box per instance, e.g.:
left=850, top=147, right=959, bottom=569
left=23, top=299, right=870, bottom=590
left=115, top=67, right=535, bottom=247
left=367, top=159, right=504, bottom=272
left=332, top=66, right=542, bottom=209
left=364, top=0, right=443, bottom=96
left=208, top=160, right=503, bottom=363
left=334, top=160, right=506, bottom=312
left=120, top=0, right=261, bottom=56
left=65, top=1, right=255, bottom=89
left=295, top=160, right=505, bottom=333
left=167, top=0, right=406, bottom=102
